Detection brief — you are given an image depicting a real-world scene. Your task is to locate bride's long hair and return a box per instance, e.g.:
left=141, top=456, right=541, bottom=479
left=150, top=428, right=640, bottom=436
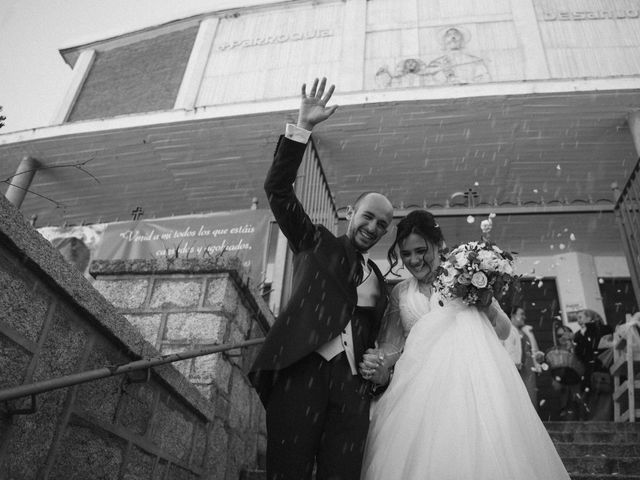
left=386, top=210, right=445, bottom=277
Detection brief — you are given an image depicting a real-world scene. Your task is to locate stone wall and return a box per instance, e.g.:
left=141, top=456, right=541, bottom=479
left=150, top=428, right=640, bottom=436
left=90, top=258, right=271, bottom=480
left=0, top=193, right=270, bottom=480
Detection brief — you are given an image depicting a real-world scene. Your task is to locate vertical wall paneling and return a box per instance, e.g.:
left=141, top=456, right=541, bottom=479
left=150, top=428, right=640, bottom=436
left=51, top=49, right=96, bottom=125
left=534, top=0, right=640, bottom=78
left=510, top=0, right=551, bottom=79
left=174, top=17, right=220, bottom=110
left=196, top=0, right=345, bottom=107
left=340, top=0, right=367, bottom=91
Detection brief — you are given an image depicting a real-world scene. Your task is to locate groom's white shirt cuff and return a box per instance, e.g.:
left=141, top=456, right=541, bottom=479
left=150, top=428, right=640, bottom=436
left=285, top=124, right=312, bottom=144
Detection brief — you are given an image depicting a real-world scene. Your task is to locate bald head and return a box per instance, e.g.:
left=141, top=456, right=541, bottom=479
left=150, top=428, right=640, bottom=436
left=347, top=192, right=394, bottom=252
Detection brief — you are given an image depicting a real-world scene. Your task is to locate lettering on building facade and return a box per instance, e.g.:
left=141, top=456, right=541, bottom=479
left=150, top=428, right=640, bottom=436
left=541, top=9, right=640, bottom=21
left=217, top=29, right=334, bottom=50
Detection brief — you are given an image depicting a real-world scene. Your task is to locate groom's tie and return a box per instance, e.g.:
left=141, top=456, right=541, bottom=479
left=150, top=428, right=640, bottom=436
left=354, top=252, right=365, bottom=286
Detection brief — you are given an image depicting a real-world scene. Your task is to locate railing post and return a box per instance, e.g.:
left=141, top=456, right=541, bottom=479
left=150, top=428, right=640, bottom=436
left=614, top=156, right=640, bottom=311
left=629, top=110, right=640, bottom=157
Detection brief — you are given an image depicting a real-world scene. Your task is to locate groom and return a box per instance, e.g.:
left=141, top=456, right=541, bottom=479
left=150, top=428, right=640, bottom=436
left=249, top=78, right=393, bottom=480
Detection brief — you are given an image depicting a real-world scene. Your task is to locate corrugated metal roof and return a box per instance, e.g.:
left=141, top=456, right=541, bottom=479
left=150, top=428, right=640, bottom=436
left=0, top=89, right=636, bottom=257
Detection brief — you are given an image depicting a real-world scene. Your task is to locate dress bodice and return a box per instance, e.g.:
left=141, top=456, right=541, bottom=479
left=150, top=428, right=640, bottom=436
left=396, top=277, right=434, bottom=337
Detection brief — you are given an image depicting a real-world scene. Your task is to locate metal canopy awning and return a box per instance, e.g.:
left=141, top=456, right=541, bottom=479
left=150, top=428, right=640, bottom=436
left=0, top=88, right=637, bottom=257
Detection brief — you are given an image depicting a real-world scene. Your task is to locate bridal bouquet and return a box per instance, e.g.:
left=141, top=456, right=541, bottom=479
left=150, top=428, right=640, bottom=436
left=433, top=241, right=517, bottom=307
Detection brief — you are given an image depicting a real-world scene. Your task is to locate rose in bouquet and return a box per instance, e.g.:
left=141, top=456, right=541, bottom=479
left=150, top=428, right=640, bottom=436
left=433, top=241, right=517, bottom=307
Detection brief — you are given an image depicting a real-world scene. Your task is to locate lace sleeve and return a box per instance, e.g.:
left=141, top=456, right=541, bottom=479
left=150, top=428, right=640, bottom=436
left=377, top=283, right=405, bottom=367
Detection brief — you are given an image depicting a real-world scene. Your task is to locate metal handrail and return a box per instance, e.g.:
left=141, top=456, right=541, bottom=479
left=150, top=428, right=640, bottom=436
left=0, top=338, right=265, bottom=403
left=614, top=157, right=640, bottom=312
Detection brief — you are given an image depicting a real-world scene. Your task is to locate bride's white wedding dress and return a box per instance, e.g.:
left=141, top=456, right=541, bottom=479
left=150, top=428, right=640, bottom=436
left=361, top=277, right=570, bottom=480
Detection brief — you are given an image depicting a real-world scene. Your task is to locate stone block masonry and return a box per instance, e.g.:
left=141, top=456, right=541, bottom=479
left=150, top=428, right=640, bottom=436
left=90, top=256, right=271, bottom=414
left=89, top=257, right=273, bottom=479
left=0, top=193, right=272, bottom=479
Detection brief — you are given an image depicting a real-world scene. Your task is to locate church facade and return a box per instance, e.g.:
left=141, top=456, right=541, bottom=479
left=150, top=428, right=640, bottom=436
left=1, top=0, right=639, bottom=330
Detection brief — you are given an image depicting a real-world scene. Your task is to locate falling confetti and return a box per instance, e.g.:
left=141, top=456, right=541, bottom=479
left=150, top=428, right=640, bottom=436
left=559, top=243, right=566, bottom=250
left=556, top=164, right=562, bottom=170
left=533, top=189, right=538, bottom=193
left=569, top=233, right=576, bottom=241
left=466, top=215, right=475, bottom=224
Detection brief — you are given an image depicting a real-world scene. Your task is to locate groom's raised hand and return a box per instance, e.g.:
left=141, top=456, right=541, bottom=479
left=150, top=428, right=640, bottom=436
left=297, top=77, right=338, bottom=131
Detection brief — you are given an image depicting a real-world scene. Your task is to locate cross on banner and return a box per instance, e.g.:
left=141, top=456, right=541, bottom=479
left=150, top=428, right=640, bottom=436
left=131, top=207, right=144, bottom=221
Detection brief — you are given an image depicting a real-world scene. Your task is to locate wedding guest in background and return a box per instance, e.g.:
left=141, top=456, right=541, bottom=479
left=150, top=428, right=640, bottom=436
left=549, top=324, right=585, bottom=420
left=502, top=306, right=544, bottom=408
left=574, top=309, right=614, bottom=420
left=502, top=314, right=523, bottom=363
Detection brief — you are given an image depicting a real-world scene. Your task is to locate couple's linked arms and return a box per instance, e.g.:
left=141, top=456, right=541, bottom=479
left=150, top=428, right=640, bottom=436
left=359, top=294, right=512, bottom=386
left=359, top=285, right=405, bottom=385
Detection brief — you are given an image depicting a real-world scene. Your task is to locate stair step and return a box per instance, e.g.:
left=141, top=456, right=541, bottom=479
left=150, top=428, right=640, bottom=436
left=555, top=442, right=640, bottom=457
left=549, top=431, right=640, bottom=443
left=563, top=457, right=640, bottom=475
left=240, top=468, right=640, bottom=480
left=571, top=475, right=640, bottom=480
left=241, top=423, right=640, bottom=479
left=545, top=421, right=640, bottom=433
left=242, top=467, right=640, bottom=480
left=240, top=470, right=266, bottom=480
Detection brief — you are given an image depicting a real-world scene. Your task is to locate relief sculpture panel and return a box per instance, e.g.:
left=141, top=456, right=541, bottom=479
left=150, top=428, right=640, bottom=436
left=374, top=27, right=491, bottom=88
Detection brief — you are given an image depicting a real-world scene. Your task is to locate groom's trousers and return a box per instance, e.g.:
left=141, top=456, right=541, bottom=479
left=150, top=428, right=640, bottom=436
left=265, top=351, right=370, bottom=480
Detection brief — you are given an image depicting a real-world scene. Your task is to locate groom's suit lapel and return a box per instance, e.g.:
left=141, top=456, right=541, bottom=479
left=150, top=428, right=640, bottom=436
left=338, top=234, right=362, bottom=288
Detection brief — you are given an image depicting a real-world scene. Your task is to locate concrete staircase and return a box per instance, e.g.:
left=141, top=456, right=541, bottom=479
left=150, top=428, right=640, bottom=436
left=545, top=421, right=640, bottom=480
left=242, top=422, right=640, bottom=479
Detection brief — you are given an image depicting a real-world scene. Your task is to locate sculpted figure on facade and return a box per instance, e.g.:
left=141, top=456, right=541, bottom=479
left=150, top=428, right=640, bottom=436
left=375, top=26, right=490, bottom=88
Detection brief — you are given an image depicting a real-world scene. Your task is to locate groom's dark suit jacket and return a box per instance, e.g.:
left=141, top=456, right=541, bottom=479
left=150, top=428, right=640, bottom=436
left=249, top=136, right=388, bottom=406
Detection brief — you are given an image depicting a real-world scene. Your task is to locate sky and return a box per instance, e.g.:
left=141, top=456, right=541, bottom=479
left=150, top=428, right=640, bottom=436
left=0, top=0, right=249, bottom=133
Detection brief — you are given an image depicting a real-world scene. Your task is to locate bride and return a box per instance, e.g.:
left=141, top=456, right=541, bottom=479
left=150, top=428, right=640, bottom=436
left=359, top=210, right=570, bottom=480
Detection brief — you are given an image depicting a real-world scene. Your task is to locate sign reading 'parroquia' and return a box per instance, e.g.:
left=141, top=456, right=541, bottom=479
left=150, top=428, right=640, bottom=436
left=217, top=29, right=333, bottom=50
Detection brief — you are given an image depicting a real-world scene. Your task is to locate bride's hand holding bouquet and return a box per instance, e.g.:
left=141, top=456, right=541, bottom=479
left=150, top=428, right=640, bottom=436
left=433, top=241, right=516, bottom=307
left=433, top=240, right=517, bottom=339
